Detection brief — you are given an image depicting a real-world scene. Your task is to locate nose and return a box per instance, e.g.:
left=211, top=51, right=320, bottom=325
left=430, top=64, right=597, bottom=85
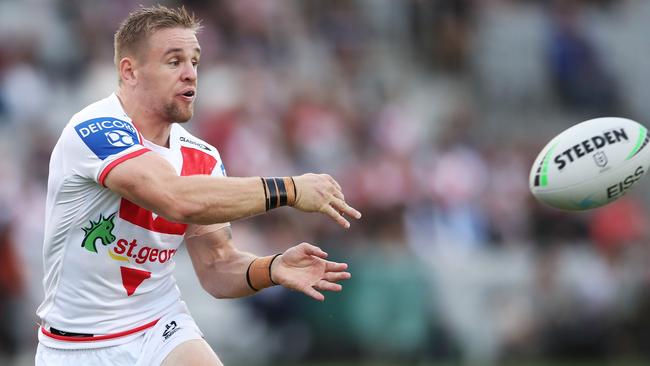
left=181, top=61, right=197, bottom=82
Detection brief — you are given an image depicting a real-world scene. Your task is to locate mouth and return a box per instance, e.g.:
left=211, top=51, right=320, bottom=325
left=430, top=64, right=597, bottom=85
left=178, top=88, right=196, bottom=101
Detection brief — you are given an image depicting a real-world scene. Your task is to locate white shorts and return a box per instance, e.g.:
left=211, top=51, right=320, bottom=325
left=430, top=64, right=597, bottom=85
left=35, top=310, right=204, bottom=366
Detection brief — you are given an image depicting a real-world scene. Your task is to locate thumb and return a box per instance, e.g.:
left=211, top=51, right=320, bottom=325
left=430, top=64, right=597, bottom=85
left=300, top=243, right=328, bottom=259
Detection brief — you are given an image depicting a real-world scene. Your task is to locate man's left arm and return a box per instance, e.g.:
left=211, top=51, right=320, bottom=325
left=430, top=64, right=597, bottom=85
left=185, top=227, right=351, bottom=301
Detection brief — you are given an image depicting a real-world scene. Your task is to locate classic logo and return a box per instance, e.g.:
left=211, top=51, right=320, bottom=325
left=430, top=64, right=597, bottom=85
left=179, top=136, right=211, bottom=151
left=162, top=320, right=179, bottom=340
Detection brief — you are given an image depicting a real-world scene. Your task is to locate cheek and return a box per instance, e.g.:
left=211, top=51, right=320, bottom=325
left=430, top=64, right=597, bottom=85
left=136, top=67, right=181, bottom=106
left=136, top=71, right=155, bottom=93
left=139, top=67, right=172, bottom=92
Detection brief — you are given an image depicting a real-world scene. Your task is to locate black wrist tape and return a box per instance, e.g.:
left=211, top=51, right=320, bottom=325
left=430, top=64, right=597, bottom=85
left=263, top=177, right=289, bottom=210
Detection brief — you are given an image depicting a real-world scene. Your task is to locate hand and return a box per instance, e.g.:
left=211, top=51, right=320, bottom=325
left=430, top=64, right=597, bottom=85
left=292, top=173, right=362, bottom=228
left=271, top=243, right=351, bottom=301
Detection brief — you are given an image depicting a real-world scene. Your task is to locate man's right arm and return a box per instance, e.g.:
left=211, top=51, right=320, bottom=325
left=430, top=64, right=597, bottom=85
left=104, top=150, right=361, bottom=227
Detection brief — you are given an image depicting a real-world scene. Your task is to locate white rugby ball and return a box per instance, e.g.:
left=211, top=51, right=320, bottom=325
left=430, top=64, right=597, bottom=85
left=529, top=117, right=650, bottom=210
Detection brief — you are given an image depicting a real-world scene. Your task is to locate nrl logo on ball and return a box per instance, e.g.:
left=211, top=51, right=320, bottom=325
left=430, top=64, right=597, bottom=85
left=593, top=151, right=608, bottom=168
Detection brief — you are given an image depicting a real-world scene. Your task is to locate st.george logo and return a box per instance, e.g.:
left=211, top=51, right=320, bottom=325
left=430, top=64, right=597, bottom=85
left=105, top=130, right=135, bottom=147
left=80, top=212, right=158, bottom=297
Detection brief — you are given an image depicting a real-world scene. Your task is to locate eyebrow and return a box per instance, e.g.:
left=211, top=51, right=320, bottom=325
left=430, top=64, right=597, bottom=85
left=163, top=47, right=201, bottom=57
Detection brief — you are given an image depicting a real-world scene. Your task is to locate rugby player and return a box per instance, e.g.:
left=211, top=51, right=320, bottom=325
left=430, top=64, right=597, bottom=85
left=35, top=5, right=360, bottom=365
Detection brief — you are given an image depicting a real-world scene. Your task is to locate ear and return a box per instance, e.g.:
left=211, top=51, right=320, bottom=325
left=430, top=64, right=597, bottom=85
left=118, top=57, right=138, bottom=86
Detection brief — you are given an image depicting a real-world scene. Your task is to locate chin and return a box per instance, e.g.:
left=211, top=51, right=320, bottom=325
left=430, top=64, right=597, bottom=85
left=176, top=114, right=192, bottom=123
left=173, top=109, right=193, bottom=123
left=165, top=103, right=194, bottom=123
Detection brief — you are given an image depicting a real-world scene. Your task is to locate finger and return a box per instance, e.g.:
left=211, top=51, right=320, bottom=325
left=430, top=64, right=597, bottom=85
left=330, top=198, right=362, bottom=220
left=325, top=175, right=345, bottom=201
left=302, top=286, right=325, bottom=301
left=325, top=261, right=348, bottom=272
left=324, top=271, right=351, bottom=282
left=322, top=205, right=351, bottom=228
left=326, top=174, right=343, bottom=192
left=314, top=280, right=342, bottom=292
left=300, top=243, right=328, bottom=259
left=332, top=189, right=345, bottom=201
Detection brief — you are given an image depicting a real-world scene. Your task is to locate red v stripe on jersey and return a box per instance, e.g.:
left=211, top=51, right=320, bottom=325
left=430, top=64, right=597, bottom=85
left=180, top=146, right=217, bottom=176
left=119, top=199, right=187, bottom=235
left=118, top=146, right=218, bottom=235
left=120, top=266, right=151, bottom=296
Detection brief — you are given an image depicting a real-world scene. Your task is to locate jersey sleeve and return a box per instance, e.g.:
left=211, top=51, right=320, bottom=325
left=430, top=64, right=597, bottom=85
left=62, top=117, right=150, bottom=186
left=185, top=146, right=230, bottom=239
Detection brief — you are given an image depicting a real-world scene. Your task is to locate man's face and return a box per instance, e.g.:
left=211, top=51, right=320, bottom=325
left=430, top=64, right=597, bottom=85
left=136, top=27, right=200, bottom=123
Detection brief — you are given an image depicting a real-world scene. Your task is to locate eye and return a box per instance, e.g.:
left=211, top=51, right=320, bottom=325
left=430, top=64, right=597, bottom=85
left=169, top=60, right=180, bottom=66
left=192, top=60, right=200, bottom=68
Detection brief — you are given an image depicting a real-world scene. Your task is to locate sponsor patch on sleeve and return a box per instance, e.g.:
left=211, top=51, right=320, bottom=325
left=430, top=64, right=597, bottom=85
left=74, top=117, right=140, bottom=160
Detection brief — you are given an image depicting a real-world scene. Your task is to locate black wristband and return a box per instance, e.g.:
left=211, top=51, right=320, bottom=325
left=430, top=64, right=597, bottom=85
left=269, top=253, right=282, bottom=286
left=265, top=177, right=278, bottom=209
left=276, top=178, right=288, bottom=207
left=263, top=177, right=291, bottom=210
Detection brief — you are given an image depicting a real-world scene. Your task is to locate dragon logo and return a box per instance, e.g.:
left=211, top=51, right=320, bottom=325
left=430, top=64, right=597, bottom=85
left=81, top=213, right=117, bottom=253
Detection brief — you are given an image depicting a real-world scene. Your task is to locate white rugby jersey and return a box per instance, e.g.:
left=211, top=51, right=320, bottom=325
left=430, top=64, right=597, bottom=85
left=37, top=93, right=226, bottom=349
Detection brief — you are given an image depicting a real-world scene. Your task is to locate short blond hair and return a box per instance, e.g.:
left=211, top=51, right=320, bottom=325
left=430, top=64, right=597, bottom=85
left=114, top=5, right=202, bottom=67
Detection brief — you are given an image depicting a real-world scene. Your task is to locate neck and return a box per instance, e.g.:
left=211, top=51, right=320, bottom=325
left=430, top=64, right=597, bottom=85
left=116, top=89, right=172, bottom=147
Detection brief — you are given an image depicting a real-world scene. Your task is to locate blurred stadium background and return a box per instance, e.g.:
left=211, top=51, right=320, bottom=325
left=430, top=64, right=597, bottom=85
left=3, top=0, right=650, bottom=365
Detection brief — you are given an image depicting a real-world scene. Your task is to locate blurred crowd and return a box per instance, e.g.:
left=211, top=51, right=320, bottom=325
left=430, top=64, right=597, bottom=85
left=3, top=0, right=650, bottom=365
